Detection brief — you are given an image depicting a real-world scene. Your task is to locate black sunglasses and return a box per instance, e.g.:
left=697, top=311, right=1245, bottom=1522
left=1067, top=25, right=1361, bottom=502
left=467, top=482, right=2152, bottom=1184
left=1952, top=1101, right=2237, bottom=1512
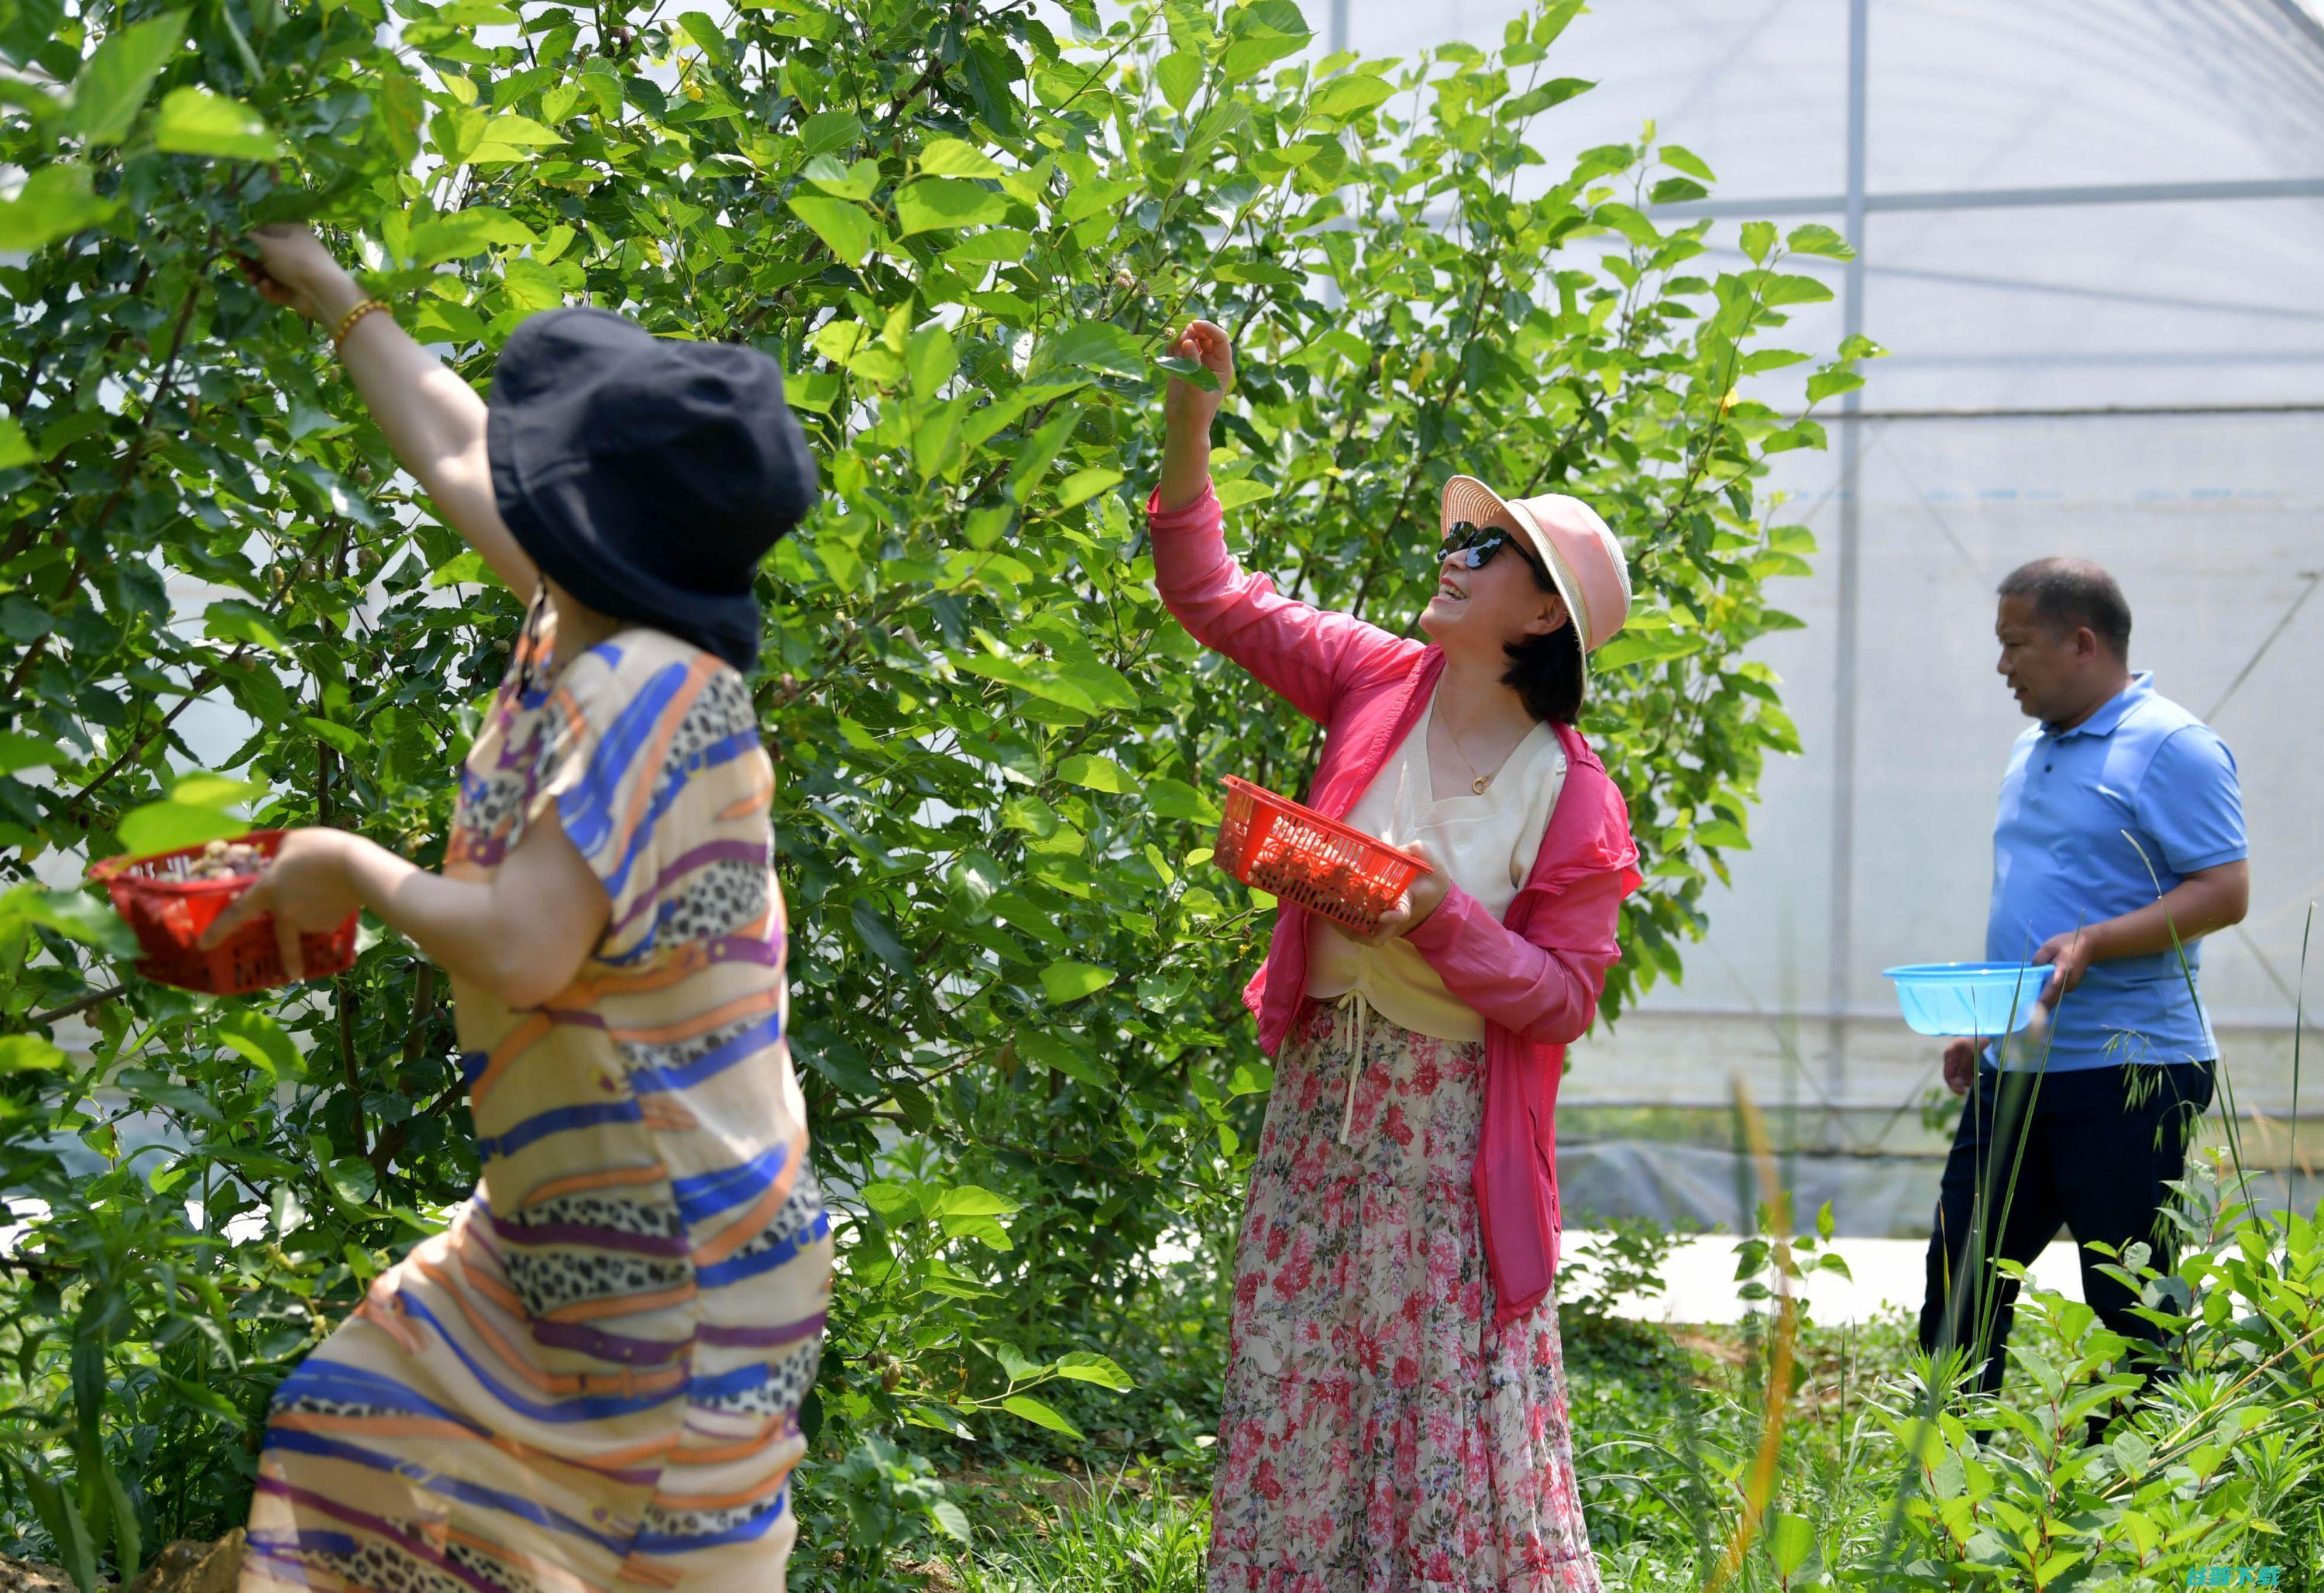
left=1439, top=520, right=1547, bottom=580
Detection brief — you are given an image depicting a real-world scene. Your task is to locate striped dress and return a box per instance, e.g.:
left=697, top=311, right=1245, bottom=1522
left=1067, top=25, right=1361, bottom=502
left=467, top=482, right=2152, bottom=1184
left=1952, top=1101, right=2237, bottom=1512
left=243, top=613, right=832, bottom=1592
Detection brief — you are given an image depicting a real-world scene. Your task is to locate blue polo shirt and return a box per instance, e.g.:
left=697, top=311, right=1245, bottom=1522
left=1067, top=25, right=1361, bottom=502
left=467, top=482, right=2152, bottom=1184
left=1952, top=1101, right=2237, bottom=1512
left=1987, top=673, right=2245, bottom=1071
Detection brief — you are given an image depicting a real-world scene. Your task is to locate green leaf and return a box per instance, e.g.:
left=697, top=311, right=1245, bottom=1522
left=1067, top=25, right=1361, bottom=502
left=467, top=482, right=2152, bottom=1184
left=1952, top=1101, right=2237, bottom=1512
left=1757, top=271, right=1834, bottom=308
left=999, top=1393, right=1085, bottom=1440
left=466, top=113, right=564, bottom=165
left=1153, top=354, right=1219, bottom=392
left=1738, top=219, right=1775, bottom=265
left=215, top=1010, right=301, bottom=1082
left=117, top=800, right=249, bottom=857
left=0, top=163, right=121, bottom=253
left=1053, top=466, right=1123, bottom=509
left=850, top=900, right=915, bottom=974
left=1660, top=143, right=1716, bottom=183
left=0, top=884, right=138, bottom=955
left=170, top=772, right=268, bottom=811
left=789, top=195, right=879, bottom=266
left=1056, top=753, right=1130, bottom=794
left=1766, top=1512, right=1813, bottom=1578
left=927, top=1499, right=971, bottom=1542
left=151, top=87, right=281, bottom=160
left=1032, top=321, right=1147, bottom=378
left=798, top=108, right=862, bottom=157
left=1786, top=222, right=1855, bottom=260
left=401, top=206, right=538, bottom=267
left=1039, top=960, right=1115, bottom=1004
left=1156, top=50, right=1202, bottom=112
left=0, top=414, right=29, bottom=468
left=1219, top=0, right=1311, bottom=79
left=1805, top=367, right=1864, bottom=404
left=0, top=1034, right=67, bottom=1074
left=801, top=154, right=881, bottom=201
left=895, top=177, right=1009, bottom=236
left=1311, top=72, right=1395, bottom=120
left=0, top=731, right=67, bottom=776
left=1052, top=1351, right=1134, bottom=1392
left=920, top=137, right=1002, bottom=178
left=1015, top=1030, right=1114, bottom=1089
left=203, top=598, right=290, bottom=655
left=64, top=11, right=186, bottom=144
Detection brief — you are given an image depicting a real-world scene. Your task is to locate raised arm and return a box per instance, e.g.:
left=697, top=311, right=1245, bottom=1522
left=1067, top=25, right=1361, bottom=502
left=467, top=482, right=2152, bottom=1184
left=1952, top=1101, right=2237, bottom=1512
left=1151, top=319, right=1422, bottom=724
left=242, top=224, right=538, bottom=596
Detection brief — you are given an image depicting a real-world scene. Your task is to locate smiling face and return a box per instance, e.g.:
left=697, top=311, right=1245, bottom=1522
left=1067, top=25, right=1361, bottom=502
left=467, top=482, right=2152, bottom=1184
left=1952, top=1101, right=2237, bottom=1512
left=1419, top=516, right=1571, bottom=661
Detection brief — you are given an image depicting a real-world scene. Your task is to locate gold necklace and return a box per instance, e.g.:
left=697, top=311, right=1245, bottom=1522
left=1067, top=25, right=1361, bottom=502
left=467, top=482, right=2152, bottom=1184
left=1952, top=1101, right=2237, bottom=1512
left=1439, top=719, right=1496, bottom=796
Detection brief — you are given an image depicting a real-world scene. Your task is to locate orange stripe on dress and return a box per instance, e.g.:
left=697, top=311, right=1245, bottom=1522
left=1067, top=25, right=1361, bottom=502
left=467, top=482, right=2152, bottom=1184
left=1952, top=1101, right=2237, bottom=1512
left=604, top=987, right=782, bottom=1046
left=639, top=1457, right=801, bottom=1513
left=544, top=1282, right=699, bottom=1323
left=468, top=1011, right=557, bottom=1108
left=417, top=1257, right=686, bottom=1400
left=613, top=655, right=722, bottom=862
left=518, top=1161, right=671, bottom=1209
left=718, top=769, right=773, bottom=819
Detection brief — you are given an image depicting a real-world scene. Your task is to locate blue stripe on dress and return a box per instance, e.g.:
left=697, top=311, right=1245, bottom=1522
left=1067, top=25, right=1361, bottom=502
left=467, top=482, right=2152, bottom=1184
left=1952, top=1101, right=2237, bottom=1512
left=591, top=728, right=760, bottom=906
left=693, top=1206, right=830, bottom=1290
left=395, top=1296, right=679, bottom=1423
left=555, top=660, right=692, bottom=859
left=625, top=1011, right=784, bottom=1095
left=668, top=1142, right=789, bottom=1228
left=263, top=1426, right=629, bottom=1552
left=628, top=1491, right=791, bottom=1555
left=272, top=1361, right=485, bottom=1432
left=473, top=1099, right=643, bottom=1161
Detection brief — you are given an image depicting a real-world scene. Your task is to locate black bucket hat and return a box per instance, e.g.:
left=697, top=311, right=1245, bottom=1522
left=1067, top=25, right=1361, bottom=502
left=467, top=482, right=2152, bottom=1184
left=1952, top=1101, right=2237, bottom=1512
left=486, top=307, right=816, bottom=673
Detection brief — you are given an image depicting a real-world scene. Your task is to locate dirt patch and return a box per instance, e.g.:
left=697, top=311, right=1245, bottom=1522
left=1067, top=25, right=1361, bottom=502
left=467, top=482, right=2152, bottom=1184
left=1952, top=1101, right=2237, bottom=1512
left=2, top=1531, right=245, bottom=1593
left=127, top=1533, right=243, bottom=1593
left=0, top=1559, right=79, bottom=1593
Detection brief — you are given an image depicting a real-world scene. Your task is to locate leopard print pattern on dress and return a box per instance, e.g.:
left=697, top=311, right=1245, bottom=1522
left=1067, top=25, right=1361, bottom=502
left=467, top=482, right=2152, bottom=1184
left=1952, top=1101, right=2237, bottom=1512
left=638, top=1488, right=790, bottom=1542
left=295, top=1536, right=481, bottom=1593
left=443, top=1540, right=535, bottom=1593
left=693, top=1340, right=823, bottom=1419
left=615, top=1003, right=780, bottom=1086
left=642, top=856, right=770, bottom=947
left=493, top=1191, right=683, bottom=1241
left=497, top=1247, right=690, bottom=1322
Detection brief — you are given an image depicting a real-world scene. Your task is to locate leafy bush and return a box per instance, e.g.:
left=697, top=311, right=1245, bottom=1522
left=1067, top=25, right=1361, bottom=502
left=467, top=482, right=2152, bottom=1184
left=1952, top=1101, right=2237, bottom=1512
left=0, top=0, right=1865, bottom=1580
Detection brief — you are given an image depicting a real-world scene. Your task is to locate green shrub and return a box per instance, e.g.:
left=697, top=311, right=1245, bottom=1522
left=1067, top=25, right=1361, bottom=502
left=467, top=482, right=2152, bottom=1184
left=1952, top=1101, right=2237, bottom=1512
left=1, top=0, right=1863, bottom=1581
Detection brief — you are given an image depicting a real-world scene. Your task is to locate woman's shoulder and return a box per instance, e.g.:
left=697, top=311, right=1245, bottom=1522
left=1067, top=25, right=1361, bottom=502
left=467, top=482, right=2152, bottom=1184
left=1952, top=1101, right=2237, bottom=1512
left=555, top=628, right=755, bottom=735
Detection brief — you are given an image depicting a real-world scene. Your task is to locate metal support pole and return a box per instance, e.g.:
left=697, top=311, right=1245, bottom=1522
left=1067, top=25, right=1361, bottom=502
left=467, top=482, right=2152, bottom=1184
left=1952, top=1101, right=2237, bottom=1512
left=1824, top=0, right=1870, bottom=1137
left=1328, top=0, right=1348, bottom=53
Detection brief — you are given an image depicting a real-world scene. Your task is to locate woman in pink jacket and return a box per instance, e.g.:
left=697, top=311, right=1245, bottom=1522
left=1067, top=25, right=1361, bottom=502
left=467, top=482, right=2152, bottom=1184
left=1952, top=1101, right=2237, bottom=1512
left=1154, top=321, right=1642, bottom=1591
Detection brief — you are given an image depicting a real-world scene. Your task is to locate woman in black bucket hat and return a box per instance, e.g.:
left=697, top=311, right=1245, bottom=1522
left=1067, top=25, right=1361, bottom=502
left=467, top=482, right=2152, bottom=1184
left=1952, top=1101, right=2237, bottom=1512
left=205, top=223, right=834, bottom=1589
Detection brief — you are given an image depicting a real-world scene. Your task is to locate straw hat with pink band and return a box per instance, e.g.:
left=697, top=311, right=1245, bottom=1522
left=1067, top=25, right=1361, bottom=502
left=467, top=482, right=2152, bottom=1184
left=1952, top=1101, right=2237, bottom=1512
left=1440, top=475, right=1633, bottom=673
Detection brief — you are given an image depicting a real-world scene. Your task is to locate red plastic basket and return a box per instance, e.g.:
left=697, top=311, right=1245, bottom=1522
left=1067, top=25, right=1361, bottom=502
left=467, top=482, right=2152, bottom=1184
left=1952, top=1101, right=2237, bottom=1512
left=87, top=829, right=357, bottom=995
left=1213, top=776, right=1433, bottom=933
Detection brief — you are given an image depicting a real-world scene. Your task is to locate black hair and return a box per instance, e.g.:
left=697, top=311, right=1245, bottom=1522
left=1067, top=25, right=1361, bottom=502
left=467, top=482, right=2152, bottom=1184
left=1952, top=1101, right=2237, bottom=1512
left=1997, top=557, right=2132, bottom=661
left=1501, top=554, right=1585, bottom=724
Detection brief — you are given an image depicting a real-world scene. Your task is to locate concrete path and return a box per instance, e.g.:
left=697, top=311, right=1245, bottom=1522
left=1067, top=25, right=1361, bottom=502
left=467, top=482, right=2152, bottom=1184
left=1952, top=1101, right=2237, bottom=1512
left=1563, top=1229, right=2089, bottom=1326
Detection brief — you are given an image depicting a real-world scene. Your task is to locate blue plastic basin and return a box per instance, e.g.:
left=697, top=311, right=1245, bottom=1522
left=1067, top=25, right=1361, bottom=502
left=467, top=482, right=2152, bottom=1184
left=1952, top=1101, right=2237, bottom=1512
left=1881, top=962, right=2044, bottom=1037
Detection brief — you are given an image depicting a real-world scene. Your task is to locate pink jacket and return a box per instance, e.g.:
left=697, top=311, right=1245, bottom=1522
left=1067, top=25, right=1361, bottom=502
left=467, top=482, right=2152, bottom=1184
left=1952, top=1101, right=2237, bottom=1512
left=1149, top=479, right=1643, bottom=1326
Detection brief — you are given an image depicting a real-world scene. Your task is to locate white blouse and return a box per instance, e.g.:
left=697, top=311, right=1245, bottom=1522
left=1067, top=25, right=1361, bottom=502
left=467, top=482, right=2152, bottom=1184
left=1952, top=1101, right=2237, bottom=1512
left=1306, top=693, right=1568, bottom=1044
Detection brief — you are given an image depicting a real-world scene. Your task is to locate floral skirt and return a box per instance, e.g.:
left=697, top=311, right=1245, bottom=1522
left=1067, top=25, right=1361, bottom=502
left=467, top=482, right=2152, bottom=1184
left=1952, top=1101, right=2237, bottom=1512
left=1209, top=1000, right=1601, bottom=1592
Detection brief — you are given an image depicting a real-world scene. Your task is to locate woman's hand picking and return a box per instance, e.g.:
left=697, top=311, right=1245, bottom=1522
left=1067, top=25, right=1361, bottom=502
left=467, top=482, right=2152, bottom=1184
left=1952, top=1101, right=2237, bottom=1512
left=1163, top=318, right=1234, bottom=435
left=195, top=827, right=362, bottom=982
left=237, top=223, right=360, bottom=325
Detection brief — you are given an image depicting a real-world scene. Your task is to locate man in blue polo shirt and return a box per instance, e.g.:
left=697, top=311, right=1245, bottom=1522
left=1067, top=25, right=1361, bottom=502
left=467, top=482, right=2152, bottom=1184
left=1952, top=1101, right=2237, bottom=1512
left=1919, top=557, right=2247, bottom=1401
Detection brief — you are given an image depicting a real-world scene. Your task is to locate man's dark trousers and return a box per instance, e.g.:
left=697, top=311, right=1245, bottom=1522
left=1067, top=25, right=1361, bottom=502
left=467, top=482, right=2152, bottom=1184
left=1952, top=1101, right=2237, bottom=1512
left=1918, top=1060, right=2216, bottom=1399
